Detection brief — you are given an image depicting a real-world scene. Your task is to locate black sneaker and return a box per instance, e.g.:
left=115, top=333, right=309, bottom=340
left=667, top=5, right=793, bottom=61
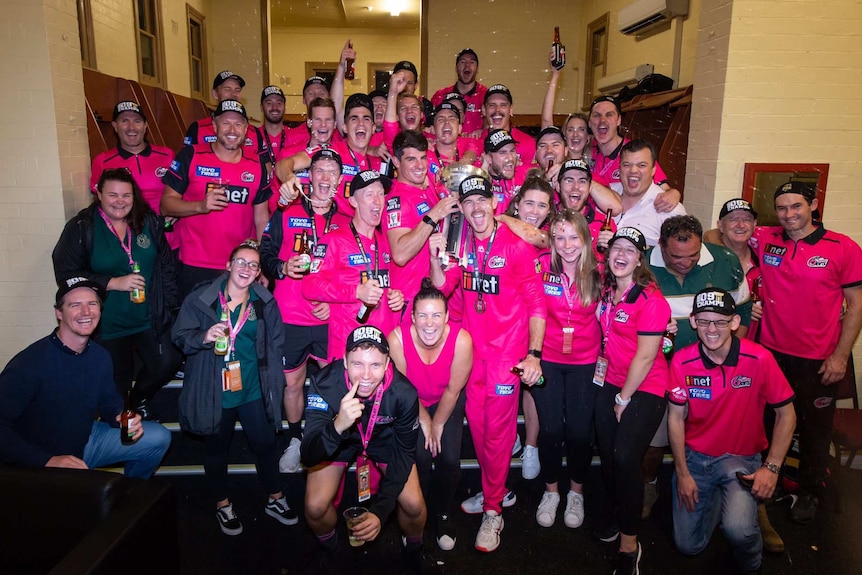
left=613, top=542, right=641, bottom=575
left=216, top=503, right=243, bottom=536
left=401, top=536, right=424, bottom=573
left=435, top=514, right=456, bottom=550
left=790, top=493, right=819, bottom=524
left=266, top=496, right=299, bottom=525
left=596, top=525, right=620, bottom=544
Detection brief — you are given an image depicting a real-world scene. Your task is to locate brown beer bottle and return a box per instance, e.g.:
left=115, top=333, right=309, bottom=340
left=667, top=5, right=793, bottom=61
left=511, top=366, right=545, bottom=386
left=551, top=27, right=566, bottom=71
left=345, top=41, right=356, bottom=80
left=298, top=230, right=312, bottom=274
left=596, top=211, right=614, bottom=254
left=356, top=301, right=375, bottom=324
left=121, top=391, right=136, bottom=445
left=662, top=329, right=675, bottom=357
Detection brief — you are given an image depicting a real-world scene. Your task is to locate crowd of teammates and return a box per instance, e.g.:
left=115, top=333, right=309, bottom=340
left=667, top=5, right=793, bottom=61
left=4, top=39, right=855, bottom=575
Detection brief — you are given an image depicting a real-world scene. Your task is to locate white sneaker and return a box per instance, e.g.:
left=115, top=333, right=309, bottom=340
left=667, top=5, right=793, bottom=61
left=474, top=510, right=504, bottom=553
left=564, top=491, right=585, bottom=528
left=279, top=437, right=302, bottom=473
left=460, top=489, right=517, bottom=514
left=535, top=491, right=560, bottom=527
left=521, top=445, right=540, bottom=480
left=512, top=434, right=523, bottom=456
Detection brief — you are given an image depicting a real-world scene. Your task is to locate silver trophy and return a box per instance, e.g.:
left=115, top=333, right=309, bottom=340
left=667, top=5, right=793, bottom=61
left=438, top=164, right=489, bottom=268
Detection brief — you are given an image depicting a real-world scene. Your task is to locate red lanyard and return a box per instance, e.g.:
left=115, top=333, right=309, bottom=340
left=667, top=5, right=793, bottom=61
left=97, top=207, right=135, bottom=267
left=560, top=272, right=578, bottom=326
left=218, top=291, right=252, bottom=359
left=354, top=380, right=384, bottom=456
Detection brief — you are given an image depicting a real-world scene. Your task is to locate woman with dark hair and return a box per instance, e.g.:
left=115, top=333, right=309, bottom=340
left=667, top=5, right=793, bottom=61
left=172, top=239, right=293, bottom=536
left=52, top=168, right=181, bottom=420
left=595, top=227, right=671, bottom=575
left=388, top=277, right=473, bottom=551
left=533, top=210, right=602, bottom=529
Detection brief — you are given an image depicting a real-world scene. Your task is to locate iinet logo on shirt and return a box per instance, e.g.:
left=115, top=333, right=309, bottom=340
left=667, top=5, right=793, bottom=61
left=461, top=271, right=500, bottom=295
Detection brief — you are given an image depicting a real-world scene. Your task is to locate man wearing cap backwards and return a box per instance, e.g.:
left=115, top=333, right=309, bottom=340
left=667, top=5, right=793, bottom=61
left=0, top=278, right=170, bottom=477
left=183, top=71, right=267, bottom=159
left=588, top=95, right=681, bottom=212
left=302, top=326, right=425, bottom=562
left=430, top=175, right=546, bottom=553
left=260, top=148, right=350, bottom=474
left=161, top=100, right=272, bottom=297
left=616, top=139, right=686, bottom=247
left=302, top=170, right=405, bottom=362
left=431, top=48, right=488, bottom=135
left=482, top=129, right=529, bottom=215
left=668, top=288, right=796, bottom=574
left=750, top=181, right=862, bottom=523
left=557, top=159, right=621, bottom=261
left=480, top=84, right=536, bottom=166
left=90, top=101, right=174, bottom=220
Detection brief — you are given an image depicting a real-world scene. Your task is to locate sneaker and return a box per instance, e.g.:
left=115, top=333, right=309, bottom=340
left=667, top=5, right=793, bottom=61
left=401, top=535, right=424, bottom=571
left=474, top=510, right=504, bottom=553
left=564, top=491, right=585, bottom=528
left=596, top=526, right=620, bottom=543
left=521, top=445, right=540, bottom=480
left=216, top=503, right=243, bottom=536
left=790, top=493, right=819, bottom=524
left=279, top=437, right=302, bottom=473
left=613, top=543, right=642, bottom=575
left=641, top=481, right=658, bottom=519
left=757, top=502, right=784, bottom=553
left=512, top=434, right=523, bottom=456
left=535, top=491, right=560, bottom=527
left=435, top=514, right=456, bottom=551
left=460, top=489, right=517, bottom=514
left=265, top=496, right=299, bottom=525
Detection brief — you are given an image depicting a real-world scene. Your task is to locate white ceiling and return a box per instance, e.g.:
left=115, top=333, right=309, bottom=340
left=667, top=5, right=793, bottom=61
left=270, top=0, right=420, bottom=29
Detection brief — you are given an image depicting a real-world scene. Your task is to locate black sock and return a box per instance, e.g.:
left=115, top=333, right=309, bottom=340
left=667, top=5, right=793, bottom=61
left=287, top=421, right=302, bottom=441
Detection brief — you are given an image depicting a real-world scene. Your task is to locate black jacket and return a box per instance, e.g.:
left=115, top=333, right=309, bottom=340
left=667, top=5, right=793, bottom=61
left=51, top=204, right=179, bottom=338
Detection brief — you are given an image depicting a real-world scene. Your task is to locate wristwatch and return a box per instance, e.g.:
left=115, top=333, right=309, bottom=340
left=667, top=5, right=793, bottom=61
left=527, top=349, right=542, bottom=359
left=614, top=393, right=632, bottom=406
left=422, top=214, right=436, bottom=227
left=762, top=462, right=781, bottom=475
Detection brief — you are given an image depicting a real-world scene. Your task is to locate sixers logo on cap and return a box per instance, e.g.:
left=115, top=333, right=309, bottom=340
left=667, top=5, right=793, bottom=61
left=692, top=287, right=736, bottom=315
left=459, top=175, right=491, bottom=199
left=610, top=227, right=647, bottom=252
left=346, top=325, right=390, bottom=355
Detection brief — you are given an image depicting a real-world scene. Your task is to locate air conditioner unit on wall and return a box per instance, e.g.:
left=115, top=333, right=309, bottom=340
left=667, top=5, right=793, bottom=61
left=618, top=0, right=689, bottom=36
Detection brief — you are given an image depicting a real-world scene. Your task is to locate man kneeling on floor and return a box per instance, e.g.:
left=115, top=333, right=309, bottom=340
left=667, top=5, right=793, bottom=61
left=668, top=288, right=796, bottom=574
left=302, top=325, right=425, bottom=565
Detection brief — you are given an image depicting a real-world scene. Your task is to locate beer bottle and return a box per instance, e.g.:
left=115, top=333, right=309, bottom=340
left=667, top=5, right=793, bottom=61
left=356, top=301, right=375, bottom=324
left=551, top=27, right=566, bottom=71
left=214, top=308, right=230, bottom=356
left=345, top=41, right=356, bottom=80
left=120, top=391, right=137, bottom=445
left=596, top=211, right=614, bottom=254
left=130, top=261, right=146, bottom=303
left=661, top=329, right=675, bottom=357
left=297, top=230, right=312, bottom=274
left=511, top=366, right=545, bottom=386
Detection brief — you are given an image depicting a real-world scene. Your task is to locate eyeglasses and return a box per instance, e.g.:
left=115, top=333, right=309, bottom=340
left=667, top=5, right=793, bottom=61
left=231, top=258, right=260, bottom=271
left=694, top=319, right=732, bottom=328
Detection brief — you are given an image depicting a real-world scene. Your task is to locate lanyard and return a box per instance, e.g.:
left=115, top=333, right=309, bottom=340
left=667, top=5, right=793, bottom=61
left=97, top=207, right=135, bottom=267
left=355, top=382, right=385, bottom=456
left=219, top=290, right=251, bottom=359
left=470, top=221, right=498, bottom=308
left=432, top=144, right=459, bottom=169
left=346, top=145, right=367, bottom=173
left=599, top=283, right=635, bottom=354
left=559, top=270, right=578, bottom=326
left=302, top=197, right=335, bottom=246
left=350, top=222, right=379, bottom=280
left=263, top=128, right=286, bottom=164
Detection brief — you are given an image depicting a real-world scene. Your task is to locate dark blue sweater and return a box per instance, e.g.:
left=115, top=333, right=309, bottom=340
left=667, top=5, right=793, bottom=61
left=0, top=331, right=122, bottom=467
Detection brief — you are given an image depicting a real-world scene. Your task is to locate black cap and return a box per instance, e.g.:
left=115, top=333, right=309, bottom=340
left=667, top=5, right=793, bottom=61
left=212, top=99, right=248, bottom=120
left=433, top=102, right=461, bottom=122
left=213, top=70, right=245, bottom=90
left=590, top=95, right=622, bottom=116
left=393, top=60, right=419, bottom=80
left=608, top=227, right=647, bottom=253
left=56, top=276, right=105, bottom=306
left=346, top=325, right=390, bottom=355
left=368, top=89, right=388, bottom=101
left=484, top=84, right=513, bottom=104
left=774, top=181, right=815, bottom=202
left=344, top=93, right=374, bottom=118
left=484, top=129, right=516, bottom=153
left=456, top=48, right=479, bottom=65
left=458, top=175, right=493, bottom=200
left=112, top=101, right=146, bottom=121
left=692, top=287, right=736, bottom=316
left=350, top=170, right=392, bottom=196
left=260, top=85, right=285, bottom=103
left=719, top=198, right=757, bottom=220
left=558, top=159, right=591, bottom=182
left=535, top=126, right=565, bottom=144
left=303, top=76, right=329, bottom=94
left=310, top=148, right=343, bottom=171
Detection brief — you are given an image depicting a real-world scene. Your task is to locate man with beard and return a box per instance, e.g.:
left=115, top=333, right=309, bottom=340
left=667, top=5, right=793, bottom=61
left=284, top=76, right=332, bottom=148
left=430, top=175, right=546, bottom=553
left=480, top=85, right=536, bottom=166
left=533, top=126, right=568, bottom=181
left=557, top=159, right=621, bottom=259
left=431, top=48, right=487, bottom=135
left=426, top=102, right=481, bottom=179
left=161, top=100, right=271, bottom=296
left=256, top=86, right=288, bottom=171
left=482, top=129, right=528, bottom=215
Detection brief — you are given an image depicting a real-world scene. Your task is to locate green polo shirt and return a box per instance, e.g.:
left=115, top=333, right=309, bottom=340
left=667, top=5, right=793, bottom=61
left=221, top=285, right=262, bottom=409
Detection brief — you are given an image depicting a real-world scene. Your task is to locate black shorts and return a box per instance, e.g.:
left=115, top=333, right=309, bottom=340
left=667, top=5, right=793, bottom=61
left=283, top=323, right=329, bottom=370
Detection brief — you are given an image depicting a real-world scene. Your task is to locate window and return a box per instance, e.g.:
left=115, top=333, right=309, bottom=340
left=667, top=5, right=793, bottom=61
left=134, top=0, right=165, bottom=86
left=368, top=63, right=397, bottom=92
left=583, top=13, right=609, bottom=110
left=77, top=0, right=96, bottom=69
left=187, top=5, right=207, bottom=99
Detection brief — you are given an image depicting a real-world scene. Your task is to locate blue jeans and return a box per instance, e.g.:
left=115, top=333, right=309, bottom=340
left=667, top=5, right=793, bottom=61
left=83, top=421, right=171, bottom=478
left=672, top=448, right=762, bottom=571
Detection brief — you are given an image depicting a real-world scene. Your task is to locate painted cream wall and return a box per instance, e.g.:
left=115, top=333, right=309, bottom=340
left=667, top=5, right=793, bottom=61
left=0, top=0, right=90, bottom=366
left=163, top=0, right=211, bottom=98
left=91, top=0, right=138, bottom=79
left=270, top=28, right=420, bottom=115
left=210, top=0, right=267, bottom=110
left=425, top=0, right=583, bottom=115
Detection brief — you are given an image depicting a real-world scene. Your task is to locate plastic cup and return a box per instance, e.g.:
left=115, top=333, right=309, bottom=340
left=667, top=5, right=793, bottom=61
left=343, top=506, right=368, bottom=547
